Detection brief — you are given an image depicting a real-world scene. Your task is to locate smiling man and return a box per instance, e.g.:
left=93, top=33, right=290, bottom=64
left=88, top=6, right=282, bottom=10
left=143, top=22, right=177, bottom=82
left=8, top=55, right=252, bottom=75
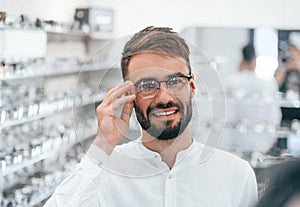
left=44, top=26, right=258, bottom=207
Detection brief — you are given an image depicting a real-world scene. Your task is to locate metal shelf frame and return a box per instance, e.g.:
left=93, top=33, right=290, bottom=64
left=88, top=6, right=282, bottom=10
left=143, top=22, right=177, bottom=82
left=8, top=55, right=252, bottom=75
left=0, top=132, right=95, bottom=177
left=0, top=64, right=117, bottom=81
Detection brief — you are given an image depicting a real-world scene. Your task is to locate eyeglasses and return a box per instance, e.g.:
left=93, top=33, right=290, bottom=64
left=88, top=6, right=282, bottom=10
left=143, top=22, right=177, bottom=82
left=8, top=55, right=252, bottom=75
left=134, top=74, right=192, bottom=99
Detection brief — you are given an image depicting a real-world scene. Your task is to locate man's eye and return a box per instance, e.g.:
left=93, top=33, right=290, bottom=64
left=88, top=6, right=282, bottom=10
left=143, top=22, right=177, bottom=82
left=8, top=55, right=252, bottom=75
left=139, top=81, right=156, bottom=91
left=168, top=77, right=183, bottom=85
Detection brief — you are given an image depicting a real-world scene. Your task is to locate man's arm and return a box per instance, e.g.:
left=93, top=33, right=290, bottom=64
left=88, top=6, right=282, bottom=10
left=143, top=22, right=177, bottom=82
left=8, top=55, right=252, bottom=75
left=44, top=81, right=136, bottom=206
left=274, top=67, right=286, bottom=88
left=43, top=145, right=108, bottom=207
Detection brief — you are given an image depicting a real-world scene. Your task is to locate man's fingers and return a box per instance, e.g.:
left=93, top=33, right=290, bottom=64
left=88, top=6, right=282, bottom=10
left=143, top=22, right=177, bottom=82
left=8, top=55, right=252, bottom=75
left=111, top=94, right=136, bottom=112
left=120, top=100, right=134, bottom=122
left=107, top=81, right=131, bottom=94
left=103, top=81, right=135, bottom=105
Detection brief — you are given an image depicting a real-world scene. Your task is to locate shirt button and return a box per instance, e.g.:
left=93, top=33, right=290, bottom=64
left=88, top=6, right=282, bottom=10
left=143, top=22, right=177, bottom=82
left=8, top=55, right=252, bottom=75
left=168, top=175, right=172, bottom=179
left=154, top=155, right=158, bottom=158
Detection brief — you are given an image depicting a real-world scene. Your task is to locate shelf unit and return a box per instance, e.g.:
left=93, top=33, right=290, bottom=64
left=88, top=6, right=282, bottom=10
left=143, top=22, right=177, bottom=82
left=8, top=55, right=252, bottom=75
left=25, top=187, right=56, bottom=207
left=0, top=63, right=117, bottom=81
left=47, top=31, right=114, bottom=41
left=0, top=27, right=119, bottom=206
left=0, top=131, right=95, bottom=178
left=0, top=94, right=104, bottom=129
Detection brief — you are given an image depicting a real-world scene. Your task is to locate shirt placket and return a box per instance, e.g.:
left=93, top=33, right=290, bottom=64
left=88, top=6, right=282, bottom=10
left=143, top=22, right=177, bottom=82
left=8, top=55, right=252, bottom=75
left=164, top=167, right=177, bottom=207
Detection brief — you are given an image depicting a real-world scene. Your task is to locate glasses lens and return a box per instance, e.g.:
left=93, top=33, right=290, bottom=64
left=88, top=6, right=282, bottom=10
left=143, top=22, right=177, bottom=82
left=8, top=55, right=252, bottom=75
left=135, top=76, right=190, bottom=98
left=167, top=77, right=188, bottom=94
left=136, top=80, right=159, bottom=98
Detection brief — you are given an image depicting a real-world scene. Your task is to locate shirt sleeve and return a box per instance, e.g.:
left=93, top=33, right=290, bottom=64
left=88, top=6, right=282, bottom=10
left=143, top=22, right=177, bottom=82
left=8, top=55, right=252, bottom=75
left=236, top=162, right=258, bottom=207
left=43, top=144, right=109, bottom=207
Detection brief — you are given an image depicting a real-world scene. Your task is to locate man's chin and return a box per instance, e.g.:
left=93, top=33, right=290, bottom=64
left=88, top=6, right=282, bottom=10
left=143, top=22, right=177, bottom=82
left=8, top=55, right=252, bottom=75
left=155, top=134, right=178, bottom=141
left=145, top=126, right=181, bottom=141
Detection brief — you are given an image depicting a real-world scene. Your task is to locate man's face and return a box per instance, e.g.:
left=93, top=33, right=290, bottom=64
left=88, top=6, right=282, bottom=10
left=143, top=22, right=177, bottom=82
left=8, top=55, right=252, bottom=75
left=127, top=52, right=195, bottom=140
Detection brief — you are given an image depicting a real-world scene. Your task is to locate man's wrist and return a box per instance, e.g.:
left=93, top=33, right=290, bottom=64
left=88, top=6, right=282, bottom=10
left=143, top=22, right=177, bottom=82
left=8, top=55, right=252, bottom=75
left=92, top=135, right=116, bottom=156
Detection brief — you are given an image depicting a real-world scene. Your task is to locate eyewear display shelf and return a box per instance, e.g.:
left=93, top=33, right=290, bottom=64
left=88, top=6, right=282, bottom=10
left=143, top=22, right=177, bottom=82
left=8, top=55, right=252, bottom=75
left=0, top=62, right=122, bottom=206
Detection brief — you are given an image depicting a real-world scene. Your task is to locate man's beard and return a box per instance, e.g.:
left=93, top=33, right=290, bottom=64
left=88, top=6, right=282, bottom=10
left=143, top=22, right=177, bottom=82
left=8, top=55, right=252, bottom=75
left=134, top=98, right=192, bottom=140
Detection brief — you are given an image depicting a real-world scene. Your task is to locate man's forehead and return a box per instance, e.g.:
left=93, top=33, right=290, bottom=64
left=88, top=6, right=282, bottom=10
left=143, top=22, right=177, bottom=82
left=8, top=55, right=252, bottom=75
left=126, top=52, right=189, bottom=80
left=126, top=68, right=187, bottom=81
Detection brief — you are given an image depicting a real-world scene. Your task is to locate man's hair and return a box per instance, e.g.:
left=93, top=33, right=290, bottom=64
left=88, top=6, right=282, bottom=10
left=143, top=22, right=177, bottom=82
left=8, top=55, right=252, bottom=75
left=121, top=26, right=191, bottom=79
left=242, top=44, right=256, bottom=63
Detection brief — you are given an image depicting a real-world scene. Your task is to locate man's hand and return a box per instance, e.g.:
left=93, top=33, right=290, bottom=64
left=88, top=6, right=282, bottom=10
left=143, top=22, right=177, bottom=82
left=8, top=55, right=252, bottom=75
left=93, top=81, right=136, bottom=155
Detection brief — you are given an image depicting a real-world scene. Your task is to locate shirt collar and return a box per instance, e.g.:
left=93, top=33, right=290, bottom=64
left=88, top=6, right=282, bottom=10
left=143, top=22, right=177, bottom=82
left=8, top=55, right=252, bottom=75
left=136, top=137, right=199, bottom=163
left=176, top=138, right=199, bottom=161
left=136, top=137, right=162, bottom=159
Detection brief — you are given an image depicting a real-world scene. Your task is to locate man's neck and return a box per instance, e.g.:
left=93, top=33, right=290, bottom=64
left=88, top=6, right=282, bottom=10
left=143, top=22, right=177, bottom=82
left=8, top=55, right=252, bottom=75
left=141, top=127, right=193, bottom=169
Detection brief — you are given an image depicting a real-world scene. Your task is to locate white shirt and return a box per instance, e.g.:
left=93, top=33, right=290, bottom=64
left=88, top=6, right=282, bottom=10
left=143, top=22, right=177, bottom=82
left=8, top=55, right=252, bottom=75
left=44, top=139, right=258, bottom=207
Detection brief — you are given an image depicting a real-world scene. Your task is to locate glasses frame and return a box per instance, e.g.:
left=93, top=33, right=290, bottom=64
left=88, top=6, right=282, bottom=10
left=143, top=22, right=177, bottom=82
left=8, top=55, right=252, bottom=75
left=133, top=73, right=192, bottom=99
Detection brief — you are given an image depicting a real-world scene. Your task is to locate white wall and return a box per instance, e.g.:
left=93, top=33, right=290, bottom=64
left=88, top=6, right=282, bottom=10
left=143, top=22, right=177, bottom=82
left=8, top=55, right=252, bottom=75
left=0, top=29, right=47, bottom=60
left=196, top=27, right=248, bottom=74
left=0, top=0, right=90, bottom=22
left=103, top=0, right=300, bottom=37
left=1, top=0, right=300, bottom=37
left=1, top=0, right=300, bottom=67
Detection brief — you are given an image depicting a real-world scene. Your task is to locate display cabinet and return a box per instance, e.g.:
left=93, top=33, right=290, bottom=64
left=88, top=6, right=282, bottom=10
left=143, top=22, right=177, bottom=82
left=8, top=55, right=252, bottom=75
left=0, top=25, right=135, bottom=206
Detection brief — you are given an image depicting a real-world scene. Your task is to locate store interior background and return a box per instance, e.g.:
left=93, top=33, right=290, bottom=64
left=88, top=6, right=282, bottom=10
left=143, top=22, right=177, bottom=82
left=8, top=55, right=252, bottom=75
left=1, top=0, right=300, bottom=206
left=2, top=0, right=300, bottom=72
left=2, top=0, right=300, bottom=35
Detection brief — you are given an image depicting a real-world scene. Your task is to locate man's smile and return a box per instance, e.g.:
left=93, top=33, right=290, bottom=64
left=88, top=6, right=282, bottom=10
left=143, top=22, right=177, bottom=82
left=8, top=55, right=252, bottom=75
left=150, top=107, right=180, bottom=120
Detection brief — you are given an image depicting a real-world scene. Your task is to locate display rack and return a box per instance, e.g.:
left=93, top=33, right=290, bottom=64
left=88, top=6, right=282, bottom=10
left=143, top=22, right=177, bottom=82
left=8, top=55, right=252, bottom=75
left=0, top=63, right=116, bottom=81
left=0, top=94, right=104, bottom=129
left=25, top=187, right=55, bottom=207
left=0, top=25, right=118, bottom=206
left=0, top=131, right=95, bottom=177
left=47, top=31, right=114, bottom=41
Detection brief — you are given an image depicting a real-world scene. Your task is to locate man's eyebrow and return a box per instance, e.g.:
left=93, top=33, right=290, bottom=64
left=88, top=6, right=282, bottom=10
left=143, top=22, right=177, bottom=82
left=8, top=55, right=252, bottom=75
left=135, top=72, right=187, bottom=83
left=135, top=77, right=158, bottom=83
left=167, top=72, right=185, bottom=78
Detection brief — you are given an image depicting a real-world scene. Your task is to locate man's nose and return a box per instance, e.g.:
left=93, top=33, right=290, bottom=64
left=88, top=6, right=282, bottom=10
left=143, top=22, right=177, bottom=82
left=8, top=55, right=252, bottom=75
left=158, top=81, right=168, bottom=91
left=154, top=82, right=174, bottom=102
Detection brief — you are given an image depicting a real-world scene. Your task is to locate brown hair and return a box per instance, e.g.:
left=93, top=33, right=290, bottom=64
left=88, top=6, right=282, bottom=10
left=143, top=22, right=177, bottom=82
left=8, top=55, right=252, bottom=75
left=121, top=26, right=191, bottom=79
left=242, top=43, right=256, bottom=63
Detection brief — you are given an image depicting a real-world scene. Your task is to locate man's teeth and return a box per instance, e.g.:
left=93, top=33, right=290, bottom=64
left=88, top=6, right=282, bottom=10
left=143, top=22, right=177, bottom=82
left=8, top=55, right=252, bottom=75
left=154, top=110, right=176, bottom=116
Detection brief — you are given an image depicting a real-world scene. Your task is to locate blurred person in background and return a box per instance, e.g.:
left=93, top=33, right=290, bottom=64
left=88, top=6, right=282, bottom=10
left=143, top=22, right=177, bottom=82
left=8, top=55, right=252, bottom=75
left=256, top=159, right=300, bottom=207
left=220, top=43, right=281, bottom=158
left=238, top=43, right=257, bottom=72
left=275, top=44, right=300, bottom=94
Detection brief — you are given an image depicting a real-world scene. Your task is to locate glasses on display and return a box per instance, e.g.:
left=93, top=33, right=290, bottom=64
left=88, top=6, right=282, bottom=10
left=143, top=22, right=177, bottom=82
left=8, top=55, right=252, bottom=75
left=134, top=74, right=192, bottom=99
left=1, top=118, right=92, bottom=206
left=1, top=144, right=85, bottom=207
left=0, top=54, right=111, bottom=80
left=0, top=81, right=101, bottom=127
left=0, top=114, right=95, bottom=174
left=225, top=89, right=277, bottom=104
left=0, top=59, right=45, bottom=79
left=198, top=119, right=278, bottom=135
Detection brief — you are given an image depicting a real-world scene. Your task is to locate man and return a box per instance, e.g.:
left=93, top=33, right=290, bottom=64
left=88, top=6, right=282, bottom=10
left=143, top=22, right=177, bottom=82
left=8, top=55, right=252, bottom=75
left=238, top=43, right=256, bottom=72
left=44, top=26, right=258, bottom=207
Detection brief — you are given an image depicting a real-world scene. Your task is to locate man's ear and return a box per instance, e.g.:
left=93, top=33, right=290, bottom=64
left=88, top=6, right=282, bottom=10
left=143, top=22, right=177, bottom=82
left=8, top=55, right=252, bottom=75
left=190, top=73, right=196, bottom=98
